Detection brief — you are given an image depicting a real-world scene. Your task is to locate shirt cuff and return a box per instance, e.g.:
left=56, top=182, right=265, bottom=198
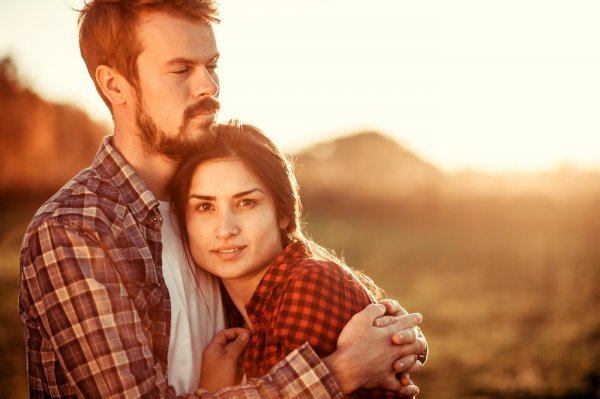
left=276, top=342, right=344, bottom=398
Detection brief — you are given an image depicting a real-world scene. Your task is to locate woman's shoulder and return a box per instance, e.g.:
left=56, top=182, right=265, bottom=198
left=279, top=242, right=375, bottom=299
left=288, top=257, right=344, bottom=280
left=286, top=256, right=368, bottom=295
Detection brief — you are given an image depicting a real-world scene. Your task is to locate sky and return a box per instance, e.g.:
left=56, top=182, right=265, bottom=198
left=0, top=0, right=599, bottom=173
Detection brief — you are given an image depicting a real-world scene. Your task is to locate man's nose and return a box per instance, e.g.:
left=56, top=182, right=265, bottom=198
left=193, top=66, right=219, bottom=98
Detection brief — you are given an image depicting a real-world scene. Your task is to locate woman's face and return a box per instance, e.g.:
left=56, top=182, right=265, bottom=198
left=185, top=157, right=289, bottom=285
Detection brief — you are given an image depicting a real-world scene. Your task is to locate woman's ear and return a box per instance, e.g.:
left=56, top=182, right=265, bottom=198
left=95, top=65, right=132, bottom=106
left=278, top=216, right=290, bottom=230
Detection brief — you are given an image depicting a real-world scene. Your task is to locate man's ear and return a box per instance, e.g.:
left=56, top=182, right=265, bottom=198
left=95, top=65, right=131, bottom=106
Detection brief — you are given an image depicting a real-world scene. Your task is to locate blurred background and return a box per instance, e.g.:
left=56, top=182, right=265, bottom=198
left=1, top=1, right=599, bottom=398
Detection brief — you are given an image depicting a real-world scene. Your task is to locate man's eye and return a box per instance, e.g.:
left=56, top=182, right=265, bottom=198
left=173, top=67, right=190, bottom=74
left=207, top=63, right=218, bottom=71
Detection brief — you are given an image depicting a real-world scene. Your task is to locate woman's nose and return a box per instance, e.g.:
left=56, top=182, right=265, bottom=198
left=216, top=210, right=239, bottom=239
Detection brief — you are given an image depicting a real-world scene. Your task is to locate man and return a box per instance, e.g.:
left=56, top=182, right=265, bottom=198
left=19, top=1, right=427, bottom=397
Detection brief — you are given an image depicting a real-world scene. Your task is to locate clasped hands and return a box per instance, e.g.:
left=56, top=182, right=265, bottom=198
left=200, top=299, right=427, bottom=397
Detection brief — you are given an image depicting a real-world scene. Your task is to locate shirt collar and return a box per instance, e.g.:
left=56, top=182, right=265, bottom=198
left=246, top=241, right=310, bottom=313
left=92, top=135, right=160, bottom=224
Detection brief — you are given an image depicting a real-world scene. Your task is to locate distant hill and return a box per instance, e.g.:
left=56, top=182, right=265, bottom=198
left=294, top=131, right=600, bottom=213
left=0, top=57, right=107, bottom=197
left=295, top=131, right=443, bottom=203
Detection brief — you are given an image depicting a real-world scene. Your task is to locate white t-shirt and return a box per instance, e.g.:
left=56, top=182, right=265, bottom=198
left=158, top=201, right=226, bottom=395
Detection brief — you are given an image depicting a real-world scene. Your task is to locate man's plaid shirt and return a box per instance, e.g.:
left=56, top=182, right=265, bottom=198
left=230, top=242, right=402, bottom=398
left=18, top=136, right=342, bottom=398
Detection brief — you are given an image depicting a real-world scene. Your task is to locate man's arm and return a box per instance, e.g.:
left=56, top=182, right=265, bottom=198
left=21, top=221, right=342, bottom=398
left=198, top=305, right=423, bottom=398
left=323, top=304, right=424, bottom=396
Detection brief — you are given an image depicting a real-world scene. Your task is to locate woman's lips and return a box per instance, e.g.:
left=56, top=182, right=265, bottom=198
left=211, top=245, right=246, bottom=261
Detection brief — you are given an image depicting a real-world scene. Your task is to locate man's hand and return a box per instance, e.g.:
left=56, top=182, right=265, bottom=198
left=199, top=328, right=250, bottom=392
left=323, top=304, right=423, bottom=397
left=376, top=299, right=428, bottom=373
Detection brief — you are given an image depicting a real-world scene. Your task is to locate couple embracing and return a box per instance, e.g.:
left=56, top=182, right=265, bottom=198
left=19, top=1, right=427, bottom=397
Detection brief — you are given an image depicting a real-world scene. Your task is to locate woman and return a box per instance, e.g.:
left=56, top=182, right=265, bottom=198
left=171, top=121, right=412, bottom=397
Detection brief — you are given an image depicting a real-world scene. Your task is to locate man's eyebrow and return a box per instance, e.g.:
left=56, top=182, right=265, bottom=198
left=164, top=53, right=220, bottom=66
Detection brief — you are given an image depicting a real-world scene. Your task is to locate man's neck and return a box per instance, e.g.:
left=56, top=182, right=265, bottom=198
left=113, top=130, right=177, bottom=201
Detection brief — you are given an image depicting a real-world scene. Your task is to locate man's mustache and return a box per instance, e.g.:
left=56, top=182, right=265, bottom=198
left=184, top=97, right=220, bottom=119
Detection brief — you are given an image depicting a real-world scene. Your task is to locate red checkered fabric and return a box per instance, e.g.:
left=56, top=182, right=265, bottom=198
left=239, top=242, right=402, bottom=398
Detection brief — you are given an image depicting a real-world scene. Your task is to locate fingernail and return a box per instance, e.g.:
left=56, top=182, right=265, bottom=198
left=397, top=333, right=404, bottom=342
left=415, top=313, right=423, bottom=323
left=240, top=333, right=249, bottom=342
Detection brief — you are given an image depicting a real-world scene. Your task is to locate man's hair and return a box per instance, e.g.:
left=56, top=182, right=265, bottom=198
left=78, top=0, right=219, bottom=112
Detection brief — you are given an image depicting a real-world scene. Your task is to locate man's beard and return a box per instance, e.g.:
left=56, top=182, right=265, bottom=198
left=135, top=95, right=220, bottom=161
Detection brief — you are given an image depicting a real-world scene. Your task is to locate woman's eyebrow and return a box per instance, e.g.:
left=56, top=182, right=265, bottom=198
left=188, top=188, right=264, bottom=201
left=232, top=188, right=264, bottom=199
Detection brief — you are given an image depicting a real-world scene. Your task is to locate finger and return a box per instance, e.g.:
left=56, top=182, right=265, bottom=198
left=357, top=303, right=387, bottom=323
left=383, top=313, right=422, bottom=337
left=224, top=331, right=250, bottom=359
left=409, top=360, right=424, bottom=373
left=373, top=315, right=397, bottom=328
left=397, top=372, right=411, bottom=386
left=378, top=299, right=408, bottom=316
left=383, top=375, right=419, bottom=397
left=397, top=383, right=420, bottom=398
left=212, top=328, right=251, bottom=346
left=393, top=355, right=417, bottom=373
left=392, top=327, right=418, bottom=345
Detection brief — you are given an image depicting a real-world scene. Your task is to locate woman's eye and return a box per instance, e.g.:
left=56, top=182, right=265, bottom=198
left=196, top=203, right=213, bottom=212
left=239, top=199, right=256, bottom=208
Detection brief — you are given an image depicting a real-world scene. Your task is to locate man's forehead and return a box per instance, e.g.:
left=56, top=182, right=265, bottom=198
left=136, top=11, right=217, bottom=60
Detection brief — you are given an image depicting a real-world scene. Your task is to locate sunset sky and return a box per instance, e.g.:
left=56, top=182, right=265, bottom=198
left=1, top=0, right=599, bottom=172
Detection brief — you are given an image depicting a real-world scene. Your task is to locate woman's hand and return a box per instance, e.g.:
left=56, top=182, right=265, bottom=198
left=199, top=327, right=250, bottom=392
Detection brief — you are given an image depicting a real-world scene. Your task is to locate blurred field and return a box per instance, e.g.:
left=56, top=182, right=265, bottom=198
left=2, top=190, right=599, bottom=398
left=0, top=198, right=37, bottom=399
left=302, top=193, right=600, bottom=399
